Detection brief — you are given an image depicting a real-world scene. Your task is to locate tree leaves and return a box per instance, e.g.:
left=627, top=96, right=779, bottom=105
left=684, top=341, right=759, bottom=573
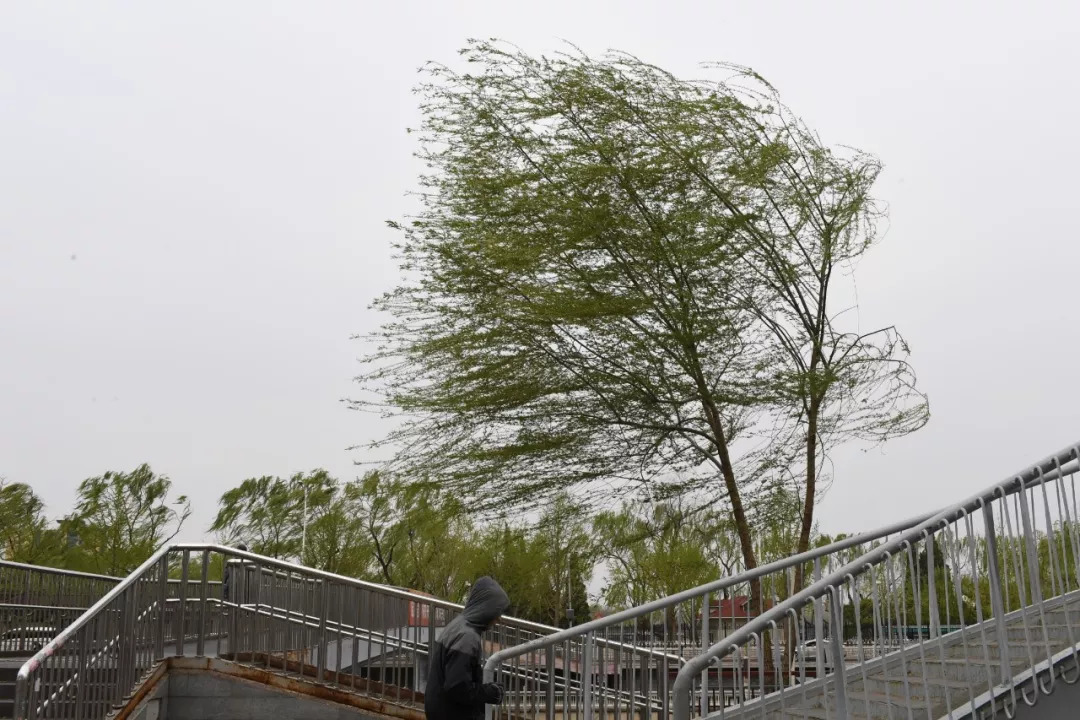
left=354, top=40, right=929, bottom=579
left=61, top=464, right=190, bottom=576
left=0, top=480, right=61, bottom=564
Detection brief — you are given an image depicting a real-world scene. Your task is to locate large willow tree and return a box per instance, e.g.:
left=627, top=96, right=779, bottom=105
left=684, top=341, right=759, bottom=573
left=355, top=41, right=928, bottom=582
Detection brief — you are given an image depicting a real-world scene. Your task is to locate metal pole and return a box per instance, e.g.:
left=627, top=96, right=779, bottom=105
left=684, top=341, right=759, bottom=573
left=699, top=592, right=709, bottom=717
left=982, top=502, right=1012, bottom=686
left=583, top=632, right=594, bottom=720
left=302, top=484, right=309, bottom=562
left=827, top=587, right=848, bottom=719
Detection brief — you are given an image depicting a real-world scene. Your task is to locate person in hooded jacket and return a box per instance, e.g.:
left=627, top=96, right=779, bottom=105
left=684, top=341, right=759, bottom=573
left=425, top=577, right=510, bottom=720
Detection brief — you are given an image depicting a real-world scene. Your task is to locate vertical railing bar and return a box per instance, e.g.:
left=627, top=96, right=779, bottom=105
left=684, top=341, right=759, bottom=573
left=174, top=551, right=189, bottom=658
left=156, top=555, right=167, bottom=661
left=196, top=549, right=209, bottom=657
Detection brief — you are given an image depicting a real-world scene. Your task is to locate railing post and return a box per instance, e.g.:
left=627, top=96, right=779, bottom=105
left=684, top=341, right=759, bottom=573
left=197, top=549, right=210, bottom=657
left=484, top=660, right=495, bottom=720
left=812, top=558, right=825, bottom=681
left=73, top=623, right=89, bottom=719
left=317, top=579, right=329, bottom=683
left=156, top=555, right=167, bottom=660
left=225, top=558, right=239, bottom=657
left=174, top=551, right=189, bottom=658
left=827, top=586, right=848, bottom=718
left=982, top=501, right=1012, bottom=686
left=119, top=583, right=137, bottom=698
left=545, top=645, right=556, bottom=720
left=583, top=632, right=594, bottom=720
left=926, top=532, right=941, bottom=639
left=1017, top=488, right=1044, bottom=606
left=699, top=591, right=709, bottom=718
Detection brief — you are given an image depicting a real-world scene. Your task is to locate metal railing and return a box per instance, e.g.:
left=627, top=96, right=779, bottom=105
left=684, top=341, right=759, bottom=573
left=0, top=562, right=119, bottom=609
left=482, top=508, right=948, bottom=720
left=13, top=545, right=673, bottom=720
left=0, top=560, right=222, bottom=653
left=673, top=442, right=1080, bottom=720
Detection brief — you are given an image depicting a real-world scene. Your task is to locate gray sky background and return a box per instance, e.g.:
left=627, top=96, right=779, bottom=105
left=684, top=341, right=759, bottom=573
left=2, top=1, right=1078, bottom=548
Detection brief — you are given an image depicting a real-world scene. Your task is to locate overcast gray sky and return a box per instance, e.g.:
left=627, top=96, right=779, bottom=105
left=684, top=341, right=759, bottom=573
left=2, top=1, right=1078, bottom=546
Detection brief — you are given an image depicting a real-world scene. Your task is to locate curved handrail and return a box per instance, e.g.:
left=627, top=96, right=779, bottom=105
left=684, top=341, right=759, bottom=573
left=483, top=506, right=941, bottom=680
left=671, top=443, right=1080, bottom=720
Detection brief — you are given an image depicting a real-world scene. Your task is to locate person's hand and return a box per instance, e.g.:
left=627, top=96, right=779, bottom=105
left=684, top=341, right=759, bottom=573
left=483, top=683, right=505, bottom=704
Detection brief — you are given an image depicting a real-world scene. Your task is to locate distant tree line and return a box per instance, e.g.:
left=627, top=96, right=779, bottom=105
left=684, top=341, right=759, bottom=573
left=1, top=465, right=817, bottom=626
left=7, top=465, right=1068, bottom=639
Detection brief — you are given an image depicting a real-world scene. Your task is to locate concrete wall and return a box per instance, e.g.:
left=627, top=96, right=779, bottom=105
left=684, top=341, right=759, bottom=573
left=120, top=658, right=421, bottom=720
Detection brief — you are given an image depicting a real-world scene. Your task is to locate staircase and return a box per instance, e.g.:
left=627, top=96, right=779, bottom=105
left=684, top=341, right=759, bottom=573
left=672, top=443, right=1080, bottom=720
left=0, top=659, right=17, bottom=719
left=720, top=590, right=1080, bottom=719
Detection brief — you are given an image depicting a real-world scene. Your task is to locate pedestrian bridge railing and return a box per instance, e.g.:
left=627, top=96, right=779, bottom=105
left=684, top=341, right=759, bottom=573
left=12, top=545, right=678, bottom=720
left=483, top=511, right=943, bottom=720
left=0, top=562, right=118, bottom=611
left=673, top=442, right=1080, bottom=720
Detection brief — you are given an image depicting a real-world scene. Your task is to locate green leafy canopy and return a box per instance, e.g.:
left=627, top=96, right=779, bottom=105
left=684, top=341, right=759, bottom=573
left=353, top=40, right=928, bottom=575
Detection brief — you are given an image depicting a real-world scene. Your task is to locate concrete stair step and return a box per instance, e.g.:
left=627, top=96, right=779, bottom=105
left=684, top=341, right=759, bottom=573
left=815, top=692, right=948, bottom=719
left=942, top=640, right=1071, bottom=659
left=771, top=704, right=874, bottom=719
left=851, top=673, right=974, bottom=700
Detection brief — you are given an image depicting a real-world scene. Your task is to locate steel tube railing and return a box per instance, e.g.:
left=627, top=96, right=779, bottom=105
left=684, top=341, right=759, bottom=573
left=673, top=443, right=1080, bottom=720
left=12, top=544, right=671, bottom=720
left=484, top=507, right=944, bottom=720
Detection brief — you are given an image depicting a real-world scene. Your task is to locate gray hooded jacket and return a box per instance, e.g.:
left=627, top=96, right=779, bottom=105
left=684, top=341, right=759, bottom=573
left=424, top=577, right=510, bottom=720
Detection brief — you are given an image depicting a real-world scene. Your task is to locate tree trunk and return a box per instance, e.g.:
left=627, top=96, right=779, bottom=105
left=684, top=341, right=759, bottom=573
left=793, top=397, right=821, bottom=593
left=698, top=395, right=762, bottom=622
left=785, top=397, right=821, bottom=678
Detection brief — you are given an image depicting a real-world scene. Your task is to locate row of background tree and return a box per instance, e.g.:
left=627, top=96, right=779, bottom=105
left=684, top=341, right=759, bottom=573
left=4, top=464, right=1072, bottom=634
left=2, top=464, right=826, bottom=627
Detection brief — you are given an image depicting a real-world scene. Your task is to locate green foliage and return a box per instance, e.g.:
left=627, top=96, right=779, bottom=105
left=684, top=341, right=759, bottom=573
left=61, top=464, right=190, bottom=576
left=207, top=472, right=595, bottom=624
left=355, top=40, right=928, bottom=579
left=470, top=495, right=594, bottom=626
left=595, top=500, right=715, bottom=610
left=0, top=481, right=62, bottom=564
left=358, top=472, right=477, bottom=599
left=301, top=474, right=372, bottom=577
left=210, top=474, right=301, bottom=559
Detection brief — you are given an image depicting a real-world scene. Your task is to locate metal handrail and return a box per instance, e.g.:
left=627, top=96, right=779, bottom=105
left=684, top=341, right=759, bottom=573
left=482, top=510, right=946, bottom=720
left=0, top=560, right=118, bottom=582
left=672, top=443, right=1080, bottom=720
left=14, top=543, right=671, bottom=720
left=232, top=600, right=662, bottom=710
left=485, top=508, right=937, bottom=676
left=213, top=547, right=682, bottom=661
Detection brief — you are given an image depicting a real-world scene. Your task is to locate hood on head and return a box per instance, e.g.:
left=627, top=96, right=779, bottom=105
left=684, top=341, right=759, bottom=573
left=462, top=576, right=510, bottom=627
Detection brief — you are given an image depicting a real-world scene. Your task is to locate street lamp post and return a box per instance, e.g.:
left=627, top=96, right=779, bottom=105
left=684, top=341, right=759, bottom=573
left=302, top=482, right=309, bottom=559
left=566, top=554, right=575, bottom=626
left=293, top=478, right=310, bottom=561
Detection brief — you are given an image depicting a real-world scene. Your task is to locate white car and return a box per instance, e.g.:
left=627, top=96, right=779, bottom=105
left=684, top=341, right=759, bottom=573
left=789, top=639, right=835, bottom=683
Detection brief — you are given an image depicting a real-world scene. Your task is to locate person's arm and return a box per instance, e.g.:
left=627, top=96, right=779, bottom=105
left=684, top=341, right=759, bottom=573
left=442, top=649, right=503, bottom=706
